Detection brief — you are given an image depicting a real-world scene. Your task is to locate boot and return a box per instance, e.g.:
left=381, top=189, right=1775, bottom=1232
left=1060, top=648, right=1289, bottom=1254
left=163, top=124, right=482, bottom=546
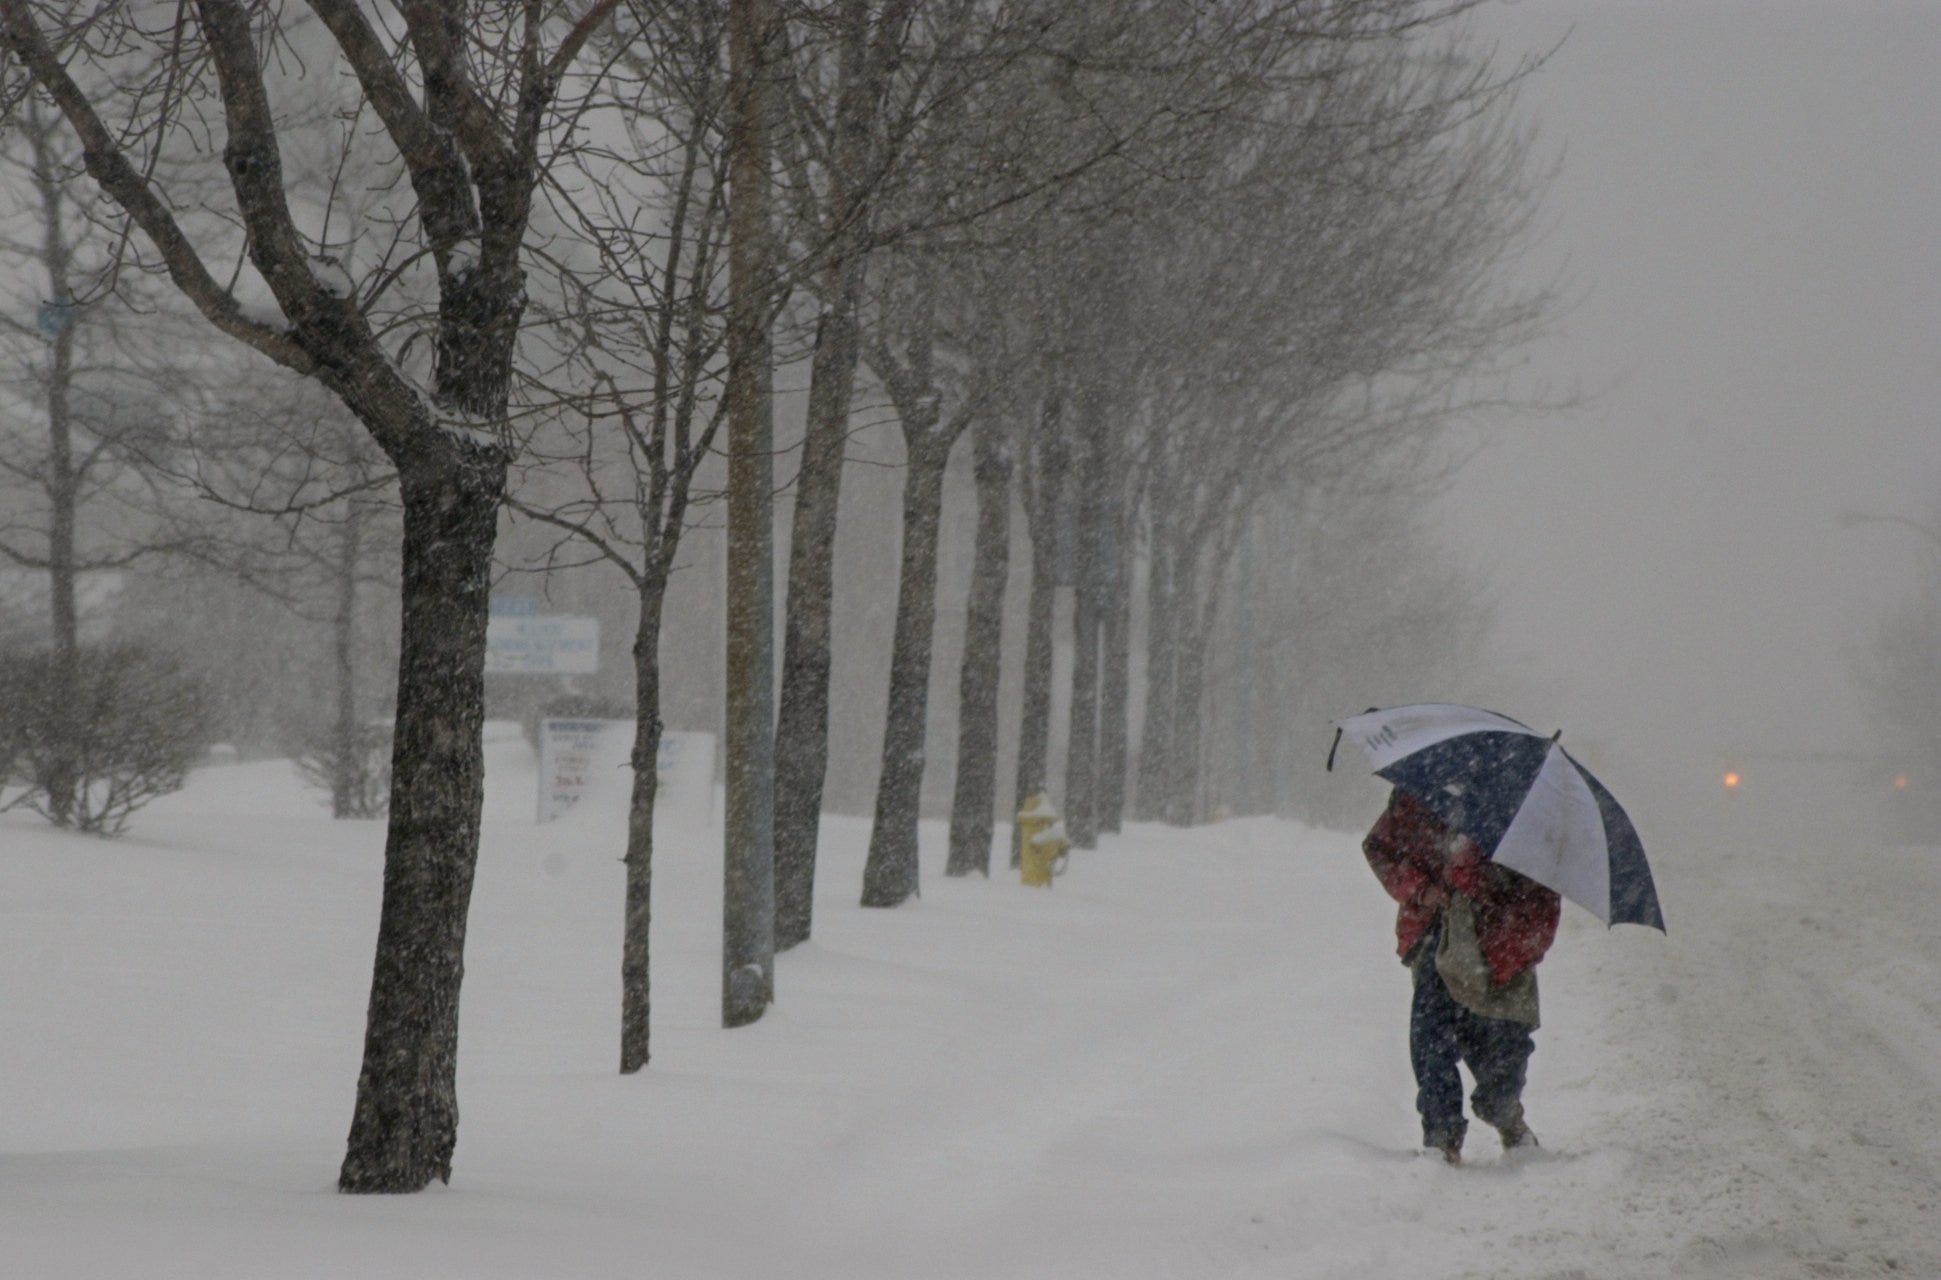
left=1497, top=1115, right=1538, bottom=1151
left=1425, top=1129, right=1464, bottom=1165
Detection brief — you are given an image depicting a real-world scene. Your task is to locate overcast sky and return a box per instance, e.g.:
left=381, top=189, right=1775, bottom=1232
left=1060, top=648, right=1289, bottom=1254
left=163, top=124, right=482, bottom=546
left=1436, top=0, right=1941, bottom=782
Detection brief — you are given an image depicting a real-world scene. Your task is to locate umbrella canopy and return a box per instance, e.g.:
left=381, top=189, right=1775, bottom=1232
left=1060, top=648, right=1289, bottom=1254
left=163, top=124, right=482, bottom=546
left=1334, top=703, right=1665, bottom=930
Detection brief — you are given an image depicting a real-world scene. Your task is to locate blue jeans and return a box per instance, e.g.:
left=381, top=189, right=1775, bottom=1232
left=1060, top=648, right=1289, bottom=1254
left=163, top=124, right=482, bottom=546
left=1409, top=937, right=1535, bottom=1149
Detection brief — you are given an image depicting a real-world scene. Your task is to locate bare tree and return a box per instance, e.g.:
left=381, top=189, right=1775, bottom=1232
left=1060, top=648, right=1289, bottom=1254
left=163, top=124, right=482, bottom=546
left=300, top=492, right=400, bottom=819
left=1206, top=488, right=1498, bottom=825
left=854, top=0, right=1294, bottom=900
left=0, top=0, right=620, bottom=1192
left=942, top=405, right=1015, bottom=876
left=856, top=248, right=998, bottom=906
left=0, top=96, right=207, bottom=825
left=508, top=3, right=736, bottom=1068
left=769, top=0, right=942, bottom=941
left=771, top=0, right=1236, bottom=922
left=182, top=374, right=402, bottom=818
left=1007, top=373, right=1067, bottom=866
left=722, top=0, right=782, bottom=1025
left=939, top=0, right=1495, bottom=860
left=1112, top=27, right=1548, bottom=825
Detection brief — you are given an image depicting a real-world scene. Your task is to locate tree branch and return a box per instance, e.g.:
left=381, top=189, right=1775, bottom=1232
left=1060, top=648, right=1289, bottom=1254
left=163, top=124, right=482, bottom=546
left=504, top=494, right=645, bottom=588
left=305, top=0, right=480, bottom=249
left=0, top=1, right=314, bottom=373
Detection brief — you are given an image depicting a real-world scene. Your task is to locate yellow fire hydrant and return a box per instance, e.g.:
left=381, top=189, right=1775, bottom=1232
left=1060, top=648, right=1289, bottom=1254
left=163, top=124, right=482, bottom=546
left=1017, top=792, right=1070, bottom=887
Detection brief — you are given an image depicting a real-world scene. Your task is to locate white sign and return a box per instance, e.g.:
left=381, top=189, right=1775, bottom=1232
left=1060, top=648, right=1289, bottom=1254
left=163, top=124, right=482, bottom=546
left=538, top=718, right=632, bottom=823
left=487, top=614, right=600, bottom=675
left=537, top=720, right=718, bottom=823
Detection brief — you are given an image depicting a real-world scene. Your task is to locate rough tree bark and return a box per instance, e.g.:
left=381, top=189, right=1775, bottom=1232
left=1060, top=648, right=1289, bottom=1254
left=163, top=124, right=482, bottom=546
left=37, top=138, right=81, bottom=827
left=773, top=0, right=904, bottom=948
left=329, top=512, right=362, bottom=819
left=1169, top=620, right=1210, bottom=827
left=772, top=256, right=863, bottom=948
left=341, top=446, right=504, bottom=1191
left=860, top=434, right=950, bottom=905
left=1098, top=570, right=1131, bottom=834
left=1010, top=401, right=1064, bottom=866
left=1064, top=393, right=1104, bottom=849
left=945, top=419, right=1013, bottom=876
left=1134, top=470, right=1178, bottom=821
left=1066, top=583, right=1100, bottom=846
left=619, top=582, right=666, bottom=1072
left=722, top=0, right=779, bottom=1027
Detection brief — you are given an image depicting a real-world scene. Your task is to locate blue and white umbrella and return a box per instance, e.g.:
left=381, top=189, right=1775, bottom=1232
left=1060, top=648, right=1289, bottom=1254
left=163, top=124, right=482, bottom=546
left=1332, top=703, right=1665, bottom=930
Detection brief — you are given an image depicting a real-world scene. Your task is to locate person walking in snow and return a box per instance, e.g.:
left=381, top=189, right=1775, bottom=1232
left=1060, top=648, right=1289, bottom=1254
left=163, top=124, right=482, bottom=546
left=1362, top=787, right=1561, bottom=1165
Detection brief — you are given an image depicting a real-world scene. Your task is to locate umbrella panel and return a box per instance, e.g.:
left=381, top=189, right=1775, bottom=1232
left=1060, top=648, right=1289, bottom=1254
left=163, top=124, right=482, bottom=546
left=1492, top=746, right=1614, bottom=921
left=1337, top=704, right=1538, bottom=773
left=1576, top=755, right=1664, bottom=930
left=1375, top=731, right=1555, bottom=859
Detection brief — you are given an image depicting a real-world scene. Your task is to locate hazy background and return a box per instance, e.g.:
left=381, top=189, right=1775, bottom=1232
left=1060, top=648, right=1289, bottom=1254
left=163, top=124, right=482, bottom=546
left=8, top=0, right=1934, bottom=856
left=1434, top=0, right=1941, bottom=835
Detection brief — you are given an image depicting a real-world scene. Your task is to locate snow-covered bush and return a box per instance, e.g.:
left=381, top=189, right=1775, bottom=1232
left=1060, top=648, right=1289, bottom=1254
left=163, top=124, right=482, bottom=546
left=0, top=644, right=214, bottom=835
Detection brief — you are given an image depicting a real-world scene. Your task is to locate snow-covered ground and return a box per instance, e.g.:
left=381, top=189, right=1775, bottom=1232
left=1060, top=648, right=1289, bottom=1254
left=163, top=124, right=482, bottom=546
left=2, top=736, right=1936, bottom=1279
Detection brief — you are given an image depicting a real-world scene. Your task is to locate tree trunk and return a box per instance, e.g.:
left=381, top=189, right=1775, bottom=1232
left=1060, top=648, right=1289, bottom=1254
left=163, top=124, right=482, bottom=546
left=1134, top=507, right=1177, bottom=822
left=1065, top=414, right=1102, bottom=849
left=619, top=581, right=667, bottom=1074
left=1011, top=545, right=1054, bottom=870
left=1167, top=621, right=1210, bottom=827
left=338, top=449, right=504, bottom=1193
left=341, top=75, right=531, bottom=1191
left=1011, top=413, right=1064, bottom=868
left=773, top=0, right=876, bottom=949
left=772, top=270, right=863, bottom=950
left=1066, top=590, right=1100, bottom=848
left=1098, top=570, right=1130, bottom=834
left=722, top=0, right=777, bottom=1028
left=331, top=512, right=362, bottom=820
left=946, top=424, right=1012, bottom=876
left=861, top=442, right=950, bottom=907
left=43, top=342, right=75, bottom=657
left=38, top=129, right=80, bottom=828
left=1229, top=530, right=1257, bottom=814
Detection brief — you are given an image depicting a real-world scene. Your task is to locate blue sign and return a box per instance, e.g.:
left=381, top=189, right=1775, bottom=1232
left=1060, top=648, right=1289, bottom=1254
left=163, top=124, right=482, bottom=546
left=36, top=298, right=75, bottom=339
left=486, top=613, right=599, bottom=675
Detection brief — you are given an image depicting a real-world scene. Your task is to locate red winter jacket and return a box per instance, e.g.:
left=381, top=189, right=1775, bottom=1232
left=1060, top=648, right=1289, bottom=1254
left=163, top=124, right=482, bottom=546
left=1362, top=789, right=1561, bottom=984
